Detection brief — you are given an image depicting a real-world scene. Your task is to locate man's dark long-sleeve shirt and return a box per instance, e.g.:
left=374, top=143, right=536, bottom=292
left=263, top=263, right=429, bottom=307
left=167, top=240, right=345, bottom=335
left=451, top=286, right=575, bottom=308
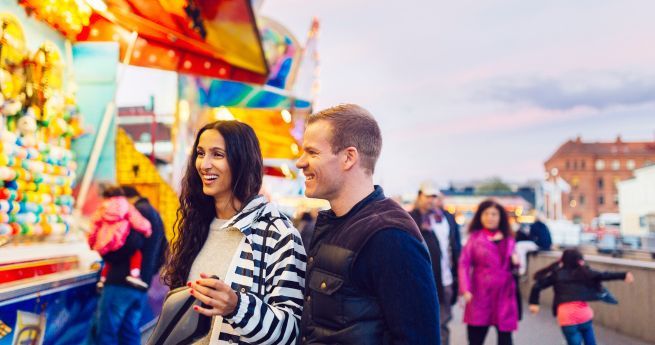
left=133, top=197, right=167, bottom=285
left=352, top=228, right=440, bottom=344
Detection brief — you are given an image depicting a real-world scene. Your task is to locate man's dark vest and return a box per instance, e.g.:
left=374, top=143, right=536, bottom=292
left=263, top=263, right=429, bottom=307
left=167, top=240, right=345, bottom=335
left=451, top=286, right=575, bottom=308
left=301, top=192, right=422, bottom=345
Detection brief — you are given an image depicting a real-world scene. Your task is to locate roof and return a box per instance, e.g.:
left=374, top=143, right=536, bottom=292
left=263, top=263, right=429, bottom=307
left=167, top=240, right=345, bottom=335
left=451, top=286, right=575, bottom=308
left=20, top=0, right=269, bottom=83
left=546, top=137, right=655, bottom=163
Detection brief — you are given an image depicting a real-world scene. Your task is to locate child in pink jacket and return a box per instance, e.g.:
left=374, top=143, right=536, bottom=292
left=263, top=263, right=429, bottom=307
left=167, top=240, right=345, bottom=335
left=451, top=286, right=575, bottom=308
left=89, top=186, right=152, bottom=289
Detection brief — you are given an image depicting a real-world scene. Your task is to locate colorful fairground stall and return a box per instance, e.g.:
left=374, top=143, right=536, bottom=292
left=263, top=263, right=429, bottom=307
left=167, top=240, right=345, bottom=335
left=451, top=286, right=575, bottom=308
left=0, top=0, right=317, bottom=343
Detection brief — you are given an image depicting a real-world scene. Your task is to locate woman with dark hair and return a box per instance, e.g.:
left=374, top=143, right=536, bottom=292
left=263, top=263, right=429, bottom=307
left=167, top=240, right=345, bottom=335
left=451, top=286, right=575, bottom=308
left=529, top=248, right=634, bottom=345
left=459, top=199, right=518, bottom=345
left=162, top=121, right=306, bottom=344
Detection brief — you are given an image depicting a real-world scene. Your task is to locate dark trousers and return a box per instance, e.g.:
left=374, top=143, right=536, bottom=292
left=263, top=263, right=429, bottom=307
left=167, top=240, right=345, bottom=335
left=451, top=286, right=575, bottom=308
left=467, top=325, right=513, bottom=345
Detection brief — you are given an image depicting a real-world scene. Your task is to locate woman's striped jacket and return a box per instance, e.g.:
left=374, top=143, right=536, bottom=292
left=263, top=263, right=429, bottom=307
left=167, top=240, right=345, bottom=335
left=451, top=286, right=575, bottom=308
left=209, top=195, right=307, bottom=345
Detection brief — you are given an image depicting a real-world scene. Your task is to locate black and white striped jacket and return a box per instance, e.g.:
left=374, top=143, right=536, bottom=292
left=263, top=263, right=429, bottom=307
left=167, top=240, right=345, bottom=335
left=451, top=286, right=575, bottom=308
left=210, top=196, right=306, bottom=344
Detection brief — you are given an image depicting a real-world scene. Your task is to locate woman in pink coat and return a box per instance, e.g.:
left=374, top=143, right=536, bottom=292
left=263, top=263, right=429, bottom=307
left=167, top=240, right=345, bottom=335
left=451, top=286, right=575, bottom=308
left=459, top=199, right=518, bottom=345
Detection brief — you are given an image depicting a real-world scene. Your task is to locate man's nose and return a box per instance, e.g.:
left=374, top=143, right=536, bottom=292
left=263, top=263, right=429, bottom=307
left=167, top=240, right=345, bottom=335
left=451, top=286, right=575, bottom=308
left=296, top=154, right=307, bottom=169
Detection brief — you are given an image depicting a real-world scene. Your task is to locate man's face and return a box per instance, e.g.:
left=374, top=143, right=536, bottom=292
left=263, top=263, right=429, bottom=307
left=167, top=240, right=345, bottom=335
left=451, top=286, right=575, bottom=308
left=433, top=195, right=444, bottom=209
left=296, top=120, right=344, bottom=201
left=416, top=193, right=437, bottom=212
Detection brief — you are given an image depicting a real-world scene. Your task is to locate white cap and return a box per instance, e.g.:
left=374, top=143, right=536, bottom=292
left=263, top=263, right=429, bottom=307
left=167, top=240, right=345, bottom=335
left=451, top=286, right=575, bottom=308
left=419, top=181, right=440, bottom=196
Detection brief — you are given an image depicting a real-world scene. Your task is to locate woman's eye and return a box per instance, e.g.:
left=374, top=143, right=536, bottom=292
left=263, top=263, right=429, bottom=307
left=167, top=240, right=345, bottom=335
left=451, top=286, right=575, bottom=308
left=197, top=151, right=205, bottom=157
left=213, top=152, right=224, bottom=158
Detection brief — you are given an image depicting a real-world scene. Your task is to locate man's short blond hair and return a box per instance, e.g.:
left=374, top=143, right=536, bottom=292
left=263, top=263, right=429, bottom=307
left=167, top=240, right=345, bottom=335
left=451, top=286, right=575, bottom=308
left=307, top=104, right=382, bottom=174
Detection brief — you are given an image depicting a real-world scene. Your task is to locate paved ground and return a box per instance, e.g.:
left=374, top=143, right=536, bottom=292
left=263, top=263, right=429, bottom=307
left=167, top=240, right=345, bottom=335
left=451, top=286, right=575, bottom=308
left=141, top=304, right=653, bottom=344
left=450, top=304, right=652, bottom=345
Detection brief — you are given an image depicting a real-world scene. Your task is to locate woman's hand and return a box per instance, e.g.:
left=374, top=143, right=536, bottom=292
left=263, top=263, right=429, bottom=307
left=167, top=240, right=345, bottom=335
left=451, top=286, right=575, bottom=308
left=625, top=272, right=634, bottom=283
left=189, top=273, right=239, bottom=317
left=459, top=291, right=473, bottom=307
left=529, top=304, right=539, bottom=315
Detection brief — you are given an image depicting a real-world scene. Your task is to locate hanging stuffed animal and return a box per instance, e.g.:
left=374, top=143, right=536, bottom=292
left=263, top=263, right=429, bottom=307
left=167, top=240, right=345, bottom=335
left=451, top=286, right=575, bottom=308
left=16, top=109, right=38, bottom=148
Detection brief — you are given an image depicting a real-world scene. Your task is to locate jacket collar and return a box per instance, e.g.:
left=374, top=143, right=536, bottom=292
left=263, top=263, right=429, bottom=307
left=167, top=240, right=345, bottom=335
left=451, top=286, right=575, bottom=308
left=320, top=185, right=385, bottom=222
left=223, top=195, right=269, bottom=238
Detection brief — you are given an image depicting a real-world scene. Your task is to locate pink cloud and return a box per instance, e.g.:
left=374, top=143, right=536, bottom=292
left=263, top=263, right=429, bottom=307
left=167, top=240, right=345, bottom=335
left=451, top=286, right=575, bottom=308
left=387, top=105, right=598, bottom=141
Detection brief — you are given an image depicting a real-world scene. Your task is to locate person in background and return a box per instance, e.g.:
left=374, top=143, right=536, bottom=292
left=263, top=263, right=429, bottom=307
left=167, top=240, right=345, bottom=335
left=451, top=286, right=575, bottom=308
left=409, top=182, right=461, bottom=345
left=88, top=186, right=152, bottom=345
left=295, top=208, right=318, bottom=250
left=459, top=199, right=519, bottom=345
left=121, top=185, right=168, bottom=288
left=529, top=215, right=553, bottom=251
left=89, top=186, right=152, bottom=290
left=529, top=248, right=634, bottom=345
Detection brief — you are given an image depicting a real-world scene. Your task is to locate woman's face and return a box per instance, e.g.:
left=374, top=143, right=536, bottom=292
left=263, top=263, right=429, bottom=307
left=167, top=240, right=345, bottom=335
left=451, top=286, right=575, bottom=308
left=481, top=206, right=501, bottom=230
left=195, top=129, right=233, bottom=202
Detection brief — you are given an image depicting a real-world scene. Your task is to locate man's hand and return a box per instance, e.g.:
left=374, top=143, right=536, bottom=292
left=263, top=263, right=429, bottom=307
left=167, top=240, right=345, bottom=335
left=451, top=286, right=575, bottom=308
left=529, top=304, right=539, bottom=315
left=189, top=272, right=239, bottom=317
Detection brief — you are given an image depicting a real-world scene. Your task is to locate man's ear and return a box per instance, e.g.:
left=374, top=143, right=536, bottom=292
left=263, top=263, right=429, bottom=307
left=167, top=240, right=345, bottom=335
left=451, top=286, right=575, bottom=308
left=342, top=147, right=359, bottom=171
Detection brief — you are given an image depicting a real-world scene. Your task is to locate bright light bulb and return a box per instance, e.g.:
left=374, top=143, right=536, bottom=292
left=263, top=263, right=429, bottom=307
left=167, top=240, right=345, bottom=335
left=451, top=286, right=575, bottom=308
left=213, top=106, right=235, bottom=121
left=85, top=0, right=108, bottom=12
left=281, top=109, right=292, bottom=123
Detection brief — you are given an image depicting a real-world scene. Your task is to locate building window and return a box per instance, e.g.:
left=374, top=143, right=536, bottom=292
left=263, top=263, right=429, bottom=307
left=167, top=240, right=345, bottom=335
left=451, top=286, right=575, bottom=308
left=139, top=132, right=152, bottom=143
left=573, top=215, right=582, bottom=224
left=614, top=194, right=619, bottom=205
left=571, top=176, right=580, bottom=188
left=573, top=160, right=578, bottom=170
left=595, top=160, right=605, bottom=170
left=566, top=160, right=570, bottom=169
left=597, top=178, right=604, bottom=189
left=581, top=160, right=586, bottom=169
left=579, top=194, right=585, bottom=205
left=612, top=160, right=620, bottom=171
left=598, top=195, right=605, bottom=205
left=627, top=160, right=636, bottom=170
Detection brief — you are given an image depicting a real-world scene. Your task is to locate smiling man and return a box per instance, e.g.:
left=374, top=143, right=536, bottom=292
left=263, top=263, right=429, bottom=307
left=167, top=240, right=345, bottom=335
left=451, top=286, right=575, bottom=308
left=296, top=104, right=440, bottom=344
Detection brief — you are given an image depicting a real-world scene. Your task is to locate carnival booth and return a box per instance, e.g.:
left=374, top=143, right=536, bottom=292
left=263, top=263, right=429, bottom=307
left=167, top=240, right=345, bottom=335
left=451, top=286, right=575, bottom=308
left=0, top=0, right=317, bottom=343
left=0, top=4, right=98, bottom=344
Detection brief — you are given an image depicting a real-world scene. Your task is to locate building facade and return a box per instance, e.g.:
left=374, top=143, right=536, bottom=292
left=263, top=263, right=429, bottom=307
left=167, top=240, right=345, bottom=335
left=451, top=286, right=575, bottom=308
left=544, top=136, right=655, bottom=225
left=618, top=165, right=655, bottom=236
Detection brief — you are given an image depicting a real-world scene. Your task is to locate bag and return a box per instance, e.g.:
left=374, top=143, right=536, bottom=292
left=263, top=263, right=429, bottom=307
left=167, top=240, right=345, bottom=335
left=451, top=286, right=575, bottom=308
left=146, top=283, right=214, bottom=345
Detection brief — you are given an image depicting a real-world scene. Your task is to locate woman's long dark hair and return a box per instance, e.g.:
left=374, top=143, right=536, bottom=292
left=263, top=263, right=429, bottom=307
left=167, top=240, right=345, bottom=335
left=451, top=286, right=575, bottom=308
left=163, top=120, right=264, bottom=288
left=467, top=199, right=512, bottom=238
left=533, top=248, right=592, bottom=280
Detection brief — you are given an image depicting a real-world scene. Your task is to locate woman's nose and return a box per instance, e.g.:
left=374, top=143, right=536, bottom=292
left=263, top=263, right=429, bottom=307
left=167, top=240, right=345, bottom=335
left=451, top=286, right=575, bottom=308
left=200, top=156, right=211, bottom=170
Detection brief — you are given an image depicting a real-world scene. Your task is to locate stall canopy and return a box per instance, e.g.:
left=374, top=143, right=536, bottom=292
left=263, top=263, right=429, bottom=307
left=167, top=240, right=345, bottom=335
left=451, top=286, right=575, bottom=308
left=19, top=0, right=269, bottom=83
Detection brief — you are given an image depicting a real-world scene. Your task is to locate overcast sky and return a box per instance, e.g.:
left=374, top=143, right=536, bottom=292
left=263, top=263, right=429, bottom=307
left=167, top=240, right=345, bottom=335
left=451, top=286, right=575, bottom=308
left=118, top=1, right=655, bottom=196
left=258, top=0, right=655, bottom=195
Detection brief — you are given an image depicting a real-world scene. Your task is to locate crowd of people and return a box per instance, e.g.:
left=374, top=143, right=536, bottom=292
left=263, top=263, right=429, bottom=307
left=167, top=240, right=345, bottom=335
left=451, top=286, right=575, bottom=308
left=84, top=104, right=634, bottom=345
